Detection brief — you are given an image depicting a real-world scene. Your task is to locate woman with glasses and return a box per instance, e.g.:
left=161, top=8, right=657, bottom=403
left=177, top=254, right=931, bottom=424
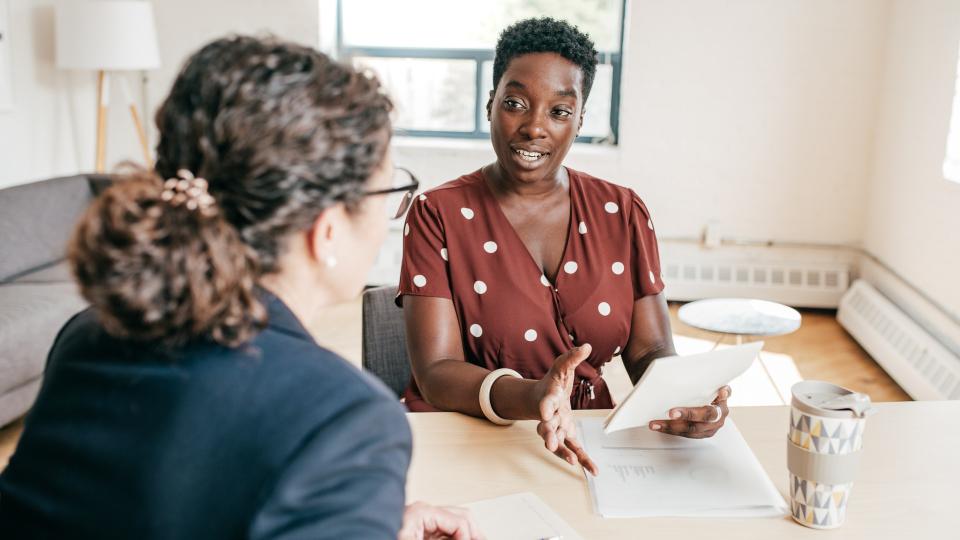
left=376, top=167, right=420, bottom=219
left=397, top=18, right=732, bottom=475
left=0, top=36, right=478, bottom=540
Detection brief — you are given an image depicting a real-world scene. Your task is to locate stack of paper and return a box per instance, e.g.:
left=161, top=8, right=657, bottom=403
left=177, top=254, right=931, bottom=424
left=462, top=492, right=584, bottom=540
left=579, top=417, right=787, bottom=518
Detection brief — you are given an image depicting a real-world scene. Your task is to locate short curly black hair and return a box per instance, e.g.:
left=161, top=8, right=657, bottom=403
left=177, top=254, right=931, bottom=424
left=493, top=17, right=599, bottom=102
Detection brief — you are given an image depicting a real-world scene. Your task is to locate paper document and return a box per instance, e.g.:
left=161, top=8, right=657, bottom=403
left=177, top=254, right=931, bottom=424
left=604, top=342, right=763, bottom=433
left=579, top=417, right=787, bottom=518
left=462, top=492, right=584, bottom=540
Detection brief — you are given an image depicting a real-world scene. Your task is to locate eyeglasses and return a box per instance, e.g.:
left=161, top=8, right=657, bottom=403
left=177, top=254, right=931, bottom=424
left=362, top=167, right=420, bottom=220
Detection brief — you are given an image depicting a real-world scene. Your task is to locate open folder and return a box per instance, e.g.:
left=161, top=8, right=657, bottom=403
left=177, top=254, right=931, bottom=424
left=603, top=342, right=763, bottom=433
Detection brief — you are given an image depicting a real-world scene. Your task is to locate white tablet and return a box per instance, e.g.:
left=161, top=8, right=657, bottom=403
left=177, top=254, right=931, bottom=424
left=603, top=341, right=763, bottom=433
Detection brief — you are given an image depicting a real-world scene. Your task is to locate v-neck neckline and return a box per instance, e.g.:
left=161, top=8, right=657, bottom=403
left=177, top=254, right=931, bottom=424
left=478, top=166, right=578, bottom=287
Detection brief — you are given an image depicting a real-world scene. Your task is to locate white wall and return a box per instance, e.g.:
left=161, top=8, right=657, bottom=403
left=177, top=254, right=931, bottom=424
left=6, top=0, right=957, bottom=318
left=0, top=0, right=319, bottom=189
left=619, top=0, right=888, bottom=245
left=395, top=0, right=890, bottom=248
left=863, top=0, right=960, bottom=320
left=8, top=1, right=957, bottom=317
left=146, top=0, right=319, bottom=138
left=3, top=0, right=888, bottom=249
left=0, top=0, right=96, bottom=188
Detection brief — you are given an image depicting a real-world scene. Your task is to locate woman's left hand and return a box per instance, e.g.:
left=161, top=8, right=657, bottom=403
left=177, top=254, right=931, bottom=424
left=648, top=385, right=732, bottom=439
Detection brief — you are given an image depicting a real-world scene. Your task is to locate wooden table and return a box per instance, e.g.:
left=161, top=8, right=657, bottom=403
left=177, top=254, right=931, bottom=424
left=407, top=401, right=957, bottom=538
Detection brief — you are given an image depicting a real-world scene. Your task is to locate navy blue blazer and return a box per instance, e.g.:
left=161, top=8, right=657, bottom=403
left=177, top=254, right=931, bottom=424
left=0, top=293, right=411, bottom=539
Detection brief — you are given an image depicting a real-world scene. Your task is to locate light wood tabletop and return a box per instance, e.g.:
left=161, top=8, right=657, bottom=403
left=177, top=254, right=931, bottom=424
left=406, top=401, right=957, bottom=538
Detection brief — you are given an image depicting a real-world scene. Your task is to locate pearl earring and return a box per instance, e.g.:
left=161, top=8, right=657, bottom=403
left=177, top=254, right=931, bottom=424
left=324, top=255, right=338, bottom=268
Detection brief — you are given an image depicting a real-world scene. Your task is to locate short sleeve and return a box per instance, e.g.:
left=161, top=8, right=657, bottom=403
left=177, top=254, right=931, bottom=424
left=396, top=195, right=452, bottom=306
left=629, top=191, right=665, bottom=299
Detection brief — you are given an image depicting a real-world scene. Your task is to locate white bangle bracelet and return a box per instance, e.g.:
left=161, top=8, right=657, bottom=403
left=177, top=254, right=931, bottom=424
left=479, top=368, right=522, bottom=425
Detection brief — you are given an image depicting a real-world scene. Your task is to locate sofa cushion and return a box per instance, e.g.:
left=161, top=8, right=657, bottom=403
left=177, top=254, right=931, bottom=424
left=0, top=282, right=88, bottom=394
left=0, top=377, right=42, bottom=428
left=0, top=175, right=95, bottom=282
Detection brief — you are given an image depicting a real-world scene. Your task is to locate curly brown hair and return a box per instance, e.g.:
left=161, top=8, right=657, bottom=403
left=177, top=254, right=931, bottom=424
left=69, top=35, right=393, bottom=348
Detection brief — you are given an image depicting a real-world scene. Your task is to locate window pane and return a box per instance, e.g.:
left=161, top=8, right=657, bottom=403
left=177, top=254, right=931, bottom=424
left=354, top=57, right=476, bottom=132
left=480, top=61, right=614, bottom=139
left=581, top=64, right=613, bottom=139
left=342, top=0, right=622, bottom=51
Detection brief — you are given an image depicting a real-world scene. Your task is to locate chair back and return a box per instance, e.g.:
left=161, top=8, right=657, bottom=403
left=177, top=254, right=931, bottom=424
left=361, top=285, right=411, bottom=398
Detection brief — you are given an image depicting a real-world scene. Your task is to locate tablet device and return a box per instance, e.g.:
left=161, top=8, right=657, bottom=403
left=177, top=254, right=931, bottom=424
left=603, top=341, right=764, bottom=433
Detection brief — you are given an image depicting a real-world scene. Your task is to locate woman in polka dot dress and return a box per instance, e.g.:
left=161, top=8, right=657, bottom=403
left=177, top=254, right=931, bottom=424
left=397, top=18, right=732, bottom=473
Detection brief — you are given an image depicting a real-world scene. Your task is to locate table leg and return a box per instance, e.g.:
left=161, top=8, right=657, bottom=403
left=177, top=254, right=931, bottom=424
left=740, top=335, right=787, bottom=405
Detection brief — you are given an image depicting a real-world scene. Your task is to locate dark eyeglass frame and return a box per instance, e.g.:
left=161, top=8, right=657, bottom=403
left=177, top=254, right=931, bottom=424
left=362, top=167, right=420, bottom=220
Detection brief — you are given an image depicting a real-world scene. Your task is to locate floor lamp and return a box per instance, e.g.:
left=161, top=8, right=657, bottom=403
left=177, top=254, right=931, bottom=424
left=55, top=1, right=160, bottom=173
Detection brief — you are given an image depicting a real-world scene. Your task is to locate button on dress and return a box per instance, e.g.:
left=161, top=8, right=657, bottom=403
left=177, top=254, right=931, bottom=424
left=397, top=168, right=664, bottom=411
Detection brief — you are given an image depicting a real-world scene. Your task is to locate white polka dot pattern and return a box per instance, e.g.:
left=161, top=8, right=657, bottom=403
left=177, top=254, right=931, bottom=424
left=394, top=170, right=666, bottom=410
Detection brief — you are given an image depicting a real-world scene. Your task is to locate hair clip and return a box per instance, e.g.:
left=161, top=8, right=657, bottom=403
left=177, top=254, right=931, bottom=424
left=161, top=169, right=217, bottom=216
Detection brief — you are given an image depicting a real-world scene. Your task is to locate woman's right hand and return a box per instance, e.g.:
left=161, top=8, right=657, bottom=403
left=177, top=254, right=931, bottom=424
left=532, top=344, right=600, bottom=476
left=398, top=501, right=484, bottom=540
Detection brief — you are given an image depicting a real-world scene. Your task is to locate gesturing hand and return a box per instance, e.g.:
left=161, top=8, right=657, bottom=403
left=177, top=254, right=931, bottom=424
left=533, top=344, right=600, bottom=476
left=649, top=385, right=732, bottom=439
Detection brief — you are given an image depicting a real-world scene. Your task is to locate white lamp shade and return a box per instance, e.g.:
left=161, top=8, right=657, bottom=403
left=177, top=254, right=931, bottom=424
left=55, top=1, right=160, bottom=70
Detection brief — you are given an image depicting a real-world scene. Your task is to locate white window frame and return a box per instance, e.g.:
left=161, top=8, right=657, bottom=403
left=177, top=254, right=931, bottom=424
left=330, top=0, right=627, bottom=145
left=943, top=41, right=960, bottom=184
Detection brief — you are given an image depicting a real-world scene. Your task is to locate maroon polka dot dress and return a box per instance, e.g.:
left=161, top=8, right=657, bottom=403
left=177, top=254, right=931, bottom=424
left=396, top=168, right=664, bottom=411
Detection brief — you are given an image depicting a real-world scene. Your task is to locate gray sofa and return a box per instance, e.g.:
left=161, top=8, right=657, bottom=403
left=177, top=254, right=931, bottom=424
left=0, top=174, right=108, bottom=427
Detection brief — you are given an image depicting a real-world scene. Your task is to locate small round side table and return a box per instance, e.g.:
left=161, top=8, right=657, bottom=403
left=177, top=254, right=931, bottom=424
left=678, top=298, right=802, bottom=404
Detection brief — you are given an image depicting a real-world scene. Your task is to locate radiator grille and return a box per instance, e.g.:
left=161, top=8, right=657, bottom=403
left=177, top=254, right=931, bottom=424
left=838, top=280, right=960, bottom=400
left=662, top=261, right=850, bottom=308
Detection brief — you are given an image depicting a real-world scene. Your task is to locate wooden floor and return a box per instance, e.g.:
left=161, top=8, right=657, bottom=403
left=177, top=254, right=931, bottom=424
left=0, top=300, right=909, bottom=472
left=663, top=304, right=910, bottom=403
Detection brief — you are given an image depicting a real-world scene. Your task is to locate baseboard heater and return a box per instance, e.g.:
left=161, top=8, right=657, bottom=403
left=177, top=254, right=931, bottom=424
left=662, top=260, right=850, bottom=308
left=838, top=280, right=960, bottom=400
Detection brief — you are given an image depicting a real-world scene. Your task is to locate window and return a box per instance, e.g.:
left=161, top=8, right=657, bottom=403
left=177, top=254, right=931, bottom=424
left=944, top=41, right=960, bottom=184
left=335, top=0, right=626, bottom=144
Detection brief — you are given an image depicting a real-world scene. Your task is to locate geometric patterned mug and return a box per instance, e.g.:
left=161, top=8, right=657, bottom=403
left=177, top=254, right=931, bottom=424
left=787, top=381, right=874, bottom=529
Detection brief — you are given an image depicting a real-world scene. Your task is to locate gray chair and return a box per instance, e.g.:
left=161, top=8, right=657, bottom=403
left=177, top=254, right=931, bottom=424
left=361, top=285, right=411, bottom=398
